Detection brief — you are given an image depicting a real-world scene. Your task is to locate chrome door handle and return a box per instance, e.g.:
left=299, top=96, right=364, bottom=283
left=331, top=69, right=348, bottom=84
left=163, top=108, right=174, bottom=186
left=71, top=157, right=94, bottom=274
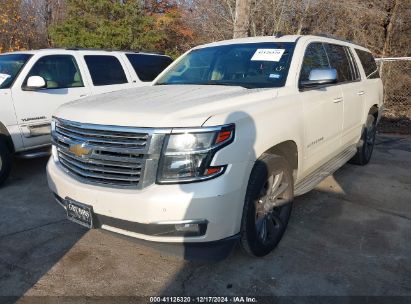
left=333, top=97, right=343, bottom=103
left=357, top=91, right=365, bottom=96
left=80, top=94, right=88, bottom=98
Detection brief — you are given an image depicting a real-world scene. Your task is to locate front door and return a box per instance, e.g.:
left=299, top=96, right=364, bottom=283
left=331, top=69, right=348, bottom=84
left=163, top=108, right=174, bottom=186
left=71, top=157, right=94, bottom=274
left=11, top=54, right=90, bottom=149
left=299, top=42, right=344, bottom=173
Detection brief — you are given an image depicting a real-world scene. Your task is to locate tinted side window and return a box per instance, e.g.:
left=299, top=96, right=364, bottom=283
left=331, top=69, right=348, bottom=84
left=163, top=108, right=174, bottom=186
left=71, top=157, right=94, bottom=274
left=324, top=44, right=354, bottom=82
left=300, top=43, right=330, bottom=82
left=355, top=49, right=380, bottom=79
left=345, top=47, right=361, bottom=81
left=126, top=54, right=172, bottom=82
left=84, top=55, right=128, bottom=86
left=26, top=55, right=83, bottom=89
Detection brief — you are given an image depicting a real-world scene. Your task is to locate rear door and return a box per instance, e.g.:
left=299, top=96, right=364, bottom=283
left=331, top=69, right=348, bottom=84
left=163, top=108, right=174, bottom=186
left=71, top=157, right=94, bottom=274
left=11, top=54, right=90, bottom=149
left=354, top=48, right=383, bottom=123
left=324, top=43, right=364, bottom=147
left=298, top=42, right=344, bottom=172
left=81, top=54, right=135, bottom=95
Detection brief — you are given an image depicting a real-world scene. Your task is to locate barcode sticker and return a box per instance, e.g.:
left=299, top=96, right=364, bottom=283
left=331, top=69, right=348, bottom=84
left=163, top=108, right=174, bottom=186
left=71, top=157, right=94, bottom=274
left=251, top=49, right=285, bottom=62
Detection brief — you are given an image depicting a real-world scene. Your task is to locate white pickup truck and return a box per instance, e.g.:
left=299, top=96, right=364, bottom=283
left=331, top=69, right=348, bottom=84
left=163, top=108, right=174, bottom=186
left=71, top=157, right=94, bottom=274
left=47, top=35, right=383, bottom=259
left=0, top=49, right=172, bottom=185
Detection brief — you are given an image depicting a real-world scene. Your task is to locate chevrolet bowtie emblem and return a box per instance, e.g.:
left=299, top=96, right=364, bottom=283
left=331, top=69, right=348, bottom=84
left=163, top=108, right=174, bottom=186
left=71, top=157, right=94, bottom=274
left=69, top=143, right=91, bottom=157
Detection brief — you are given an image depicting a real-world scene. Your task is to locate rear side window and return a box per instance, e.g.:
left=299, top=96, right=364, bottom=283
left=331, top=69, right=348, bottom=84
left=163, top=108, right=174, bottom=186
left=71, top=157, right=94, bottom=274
left=84, top=55, right=128, bottom=86
left=324, top=44, right=354, bottom=83
left=126, top=54, right=172, bottom=82
left=345, top=47, right=361, bottom=81
left=299, top=43, right=330, bottom=82
left=355, top=49, right=380, bottom=79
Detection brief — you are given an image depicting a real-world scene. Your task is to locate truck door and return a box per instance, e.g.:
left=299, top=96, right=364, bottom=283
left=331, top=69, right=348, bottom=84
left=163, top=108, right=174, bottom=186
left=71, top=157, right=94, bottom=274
left=323, top=44, right=364, bottom=147
left=298, top=42, right=344, bottom=172
left=11, top=54, right=90, bottom=149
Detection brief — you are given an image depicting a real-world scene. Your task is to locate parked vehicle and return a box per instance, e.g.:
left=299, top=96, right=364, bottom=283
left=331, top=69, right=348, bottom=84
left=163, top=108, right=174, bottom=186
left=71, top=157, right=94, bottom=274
left=47, top=35, right=383, bottom=259
left=0, top=49, right=172, bottom=185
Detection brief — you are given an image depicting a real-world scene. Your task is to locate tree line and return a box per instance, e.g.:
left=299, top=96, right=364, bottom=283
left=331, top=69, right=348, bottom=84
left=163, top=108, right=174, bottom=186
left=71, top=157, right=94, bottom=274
left=0, top=0, right=409, bottom=58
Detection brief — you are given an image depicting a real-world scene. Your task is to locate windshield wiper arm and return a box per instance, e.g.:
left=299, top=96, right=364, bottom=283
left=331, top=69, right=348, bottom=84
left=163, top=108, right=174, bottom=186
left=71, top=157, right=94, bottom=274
left=197, top=81, right=253, bottom=88
left=155, top=81, right=253, bottom=89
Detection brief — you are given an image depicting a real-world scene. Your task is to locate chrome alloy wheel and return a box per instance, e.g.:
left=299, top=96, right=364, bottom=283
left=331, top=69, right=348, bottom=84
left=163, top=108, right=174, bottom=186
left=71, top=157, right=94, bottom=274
left=255, top=170, right=292, bottom=245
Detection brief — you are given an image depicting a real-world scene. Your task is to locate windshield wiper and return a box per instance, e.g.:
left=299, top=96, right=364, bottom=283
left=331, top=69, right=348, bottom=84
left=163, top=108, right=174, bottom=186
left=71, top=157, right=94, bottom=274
left=155, top=81, right=254, bottom=89
left=189, top=81, right=254, bottom=89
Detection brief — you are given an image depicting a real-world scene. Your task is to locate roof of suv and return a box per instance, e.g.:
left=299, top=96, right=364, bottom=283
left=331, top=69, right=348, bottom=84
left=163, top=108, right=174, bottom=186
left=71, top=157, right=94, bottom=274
left=195, top=34, right=370, bottom=52
left=2, top=49, right=171, bottom=57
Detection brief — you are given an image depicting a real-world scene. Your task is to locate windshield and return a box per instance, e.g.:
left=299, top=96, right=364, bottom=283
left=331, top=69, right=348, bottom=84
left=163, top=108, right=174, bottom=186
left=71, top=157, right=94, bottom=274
left=0, top=54, right=32, bottom=89
left=156, top=42, right=295, bottom=89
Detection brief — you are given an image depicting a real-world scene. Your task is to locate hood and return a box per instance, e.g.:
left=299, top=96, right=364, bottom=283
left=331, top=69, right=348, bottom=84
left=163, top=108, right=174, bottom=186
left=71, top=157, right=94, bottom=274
left=55, top=85, right=277, bottom=128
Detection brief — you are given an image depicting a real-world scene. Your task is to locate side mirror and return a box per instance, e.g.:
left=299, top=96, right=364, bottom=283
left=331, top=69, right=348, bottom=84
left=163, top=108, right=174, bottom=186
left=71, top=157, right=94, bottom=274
left=26, top=76, right=46, bottom=90
left=300, top=68, right=337, bottom=88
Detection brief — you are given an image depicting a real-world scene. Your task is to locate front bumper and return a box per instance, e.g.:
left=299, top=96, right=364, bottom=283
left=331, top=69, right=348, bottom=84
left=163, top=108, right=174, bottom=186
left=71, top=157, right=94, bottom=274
left=47, top=158, right=252, bottom=244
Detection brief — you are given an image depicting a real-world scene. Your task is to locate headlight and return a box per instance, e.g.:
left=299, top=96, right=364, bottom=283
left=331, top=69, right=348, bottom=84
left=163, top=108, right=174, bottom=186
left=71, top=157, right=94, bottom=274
left=157, top=124, right=235, bottom=183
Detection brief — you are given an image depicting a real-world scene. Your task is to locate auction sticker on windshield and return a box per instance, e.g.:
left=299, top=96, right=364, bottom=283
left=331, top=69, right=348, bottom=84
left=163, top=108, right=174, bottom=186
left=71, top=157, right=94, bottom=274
left=0, top=73, right=11, bottom=86
left=251, top=49, right=285, bottom=62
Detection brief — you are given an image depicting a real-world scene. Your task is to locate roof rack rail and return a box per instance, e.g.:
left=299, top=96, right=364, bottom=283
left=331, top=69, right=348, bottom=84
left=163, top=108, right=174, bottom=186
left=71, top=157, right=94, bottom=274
left=38, top=48, right=66, bottom=51
left=314, top=33, right=366, bottom=47
left=65, top=47, right=116, bottom=51
left=64, top=47, right=167, bottom=56
left=136, top=50, right=167, bottom=56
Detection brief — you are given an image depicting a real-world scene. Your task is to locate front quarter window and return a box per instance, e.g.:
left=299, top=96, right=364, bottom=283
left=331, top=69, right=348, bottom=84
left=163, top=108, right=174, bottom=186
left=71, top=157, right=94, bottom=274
left=156, top=42, right=295, bottom=89
left=0, top=54, right=32, bottom=89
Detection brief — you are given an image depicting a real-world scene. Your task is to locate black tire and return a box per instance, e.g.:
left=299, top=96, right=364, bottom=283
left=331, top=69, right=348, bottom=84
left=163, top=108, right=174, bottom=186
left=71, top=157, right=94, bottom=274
left=0, top=140, right=12, bottom=186
left=349, top=114, right=377, bottom=166
left=240, top=154, right=294, bottom=257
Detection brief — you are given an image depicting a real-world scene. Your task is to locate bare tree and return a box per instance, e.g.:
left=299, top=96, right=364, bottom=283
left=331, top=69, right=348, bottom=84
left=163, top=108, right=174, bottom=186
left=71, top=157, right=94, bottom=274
left=233, top=0, right=251, bottom=38
left=297, top=0, right=310, bottom=35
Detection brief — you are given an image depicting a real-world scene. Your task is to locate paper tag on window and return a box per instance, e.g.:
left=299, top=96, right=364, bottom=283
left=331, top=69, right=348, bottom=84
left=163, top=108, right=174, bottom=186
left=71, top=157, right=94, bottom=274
left=0, top=73, right=11, bottom=85
left=251, top=49, right=285, bottom=62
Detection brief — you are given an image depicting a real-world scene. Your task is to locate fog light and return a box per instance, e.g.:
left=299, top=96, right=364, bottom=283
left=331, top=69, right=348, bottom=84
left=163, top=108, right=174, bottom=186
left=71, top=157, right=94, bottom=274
left=175, top=223, right=200, bottom=233
left=173, top=222, right=207, bottom=237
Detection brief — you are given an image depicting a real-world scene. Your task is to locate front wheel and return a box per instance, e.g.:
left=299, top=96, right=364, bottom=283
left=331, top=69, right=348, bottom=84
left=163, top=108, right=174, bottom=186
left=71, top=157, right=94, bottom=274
left=240, top=154, right=294, bottom=257
left=0, top=140, right=12, bottom=186
left=349, top=114, right=377, bottom=166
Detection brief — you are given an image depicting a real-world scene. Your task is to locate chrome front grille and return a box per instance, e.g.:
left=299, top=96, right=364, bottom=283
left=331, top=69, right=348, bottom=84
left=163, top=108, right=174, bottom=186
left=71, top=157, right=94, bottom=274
left=53, top=119, right=153, bottom=188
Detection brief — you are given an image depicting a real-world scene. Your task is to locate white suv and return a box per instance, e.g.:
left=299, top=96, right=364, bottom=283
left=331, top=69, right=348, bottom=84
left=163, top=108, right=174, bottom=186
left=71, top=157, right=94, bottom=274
left=47, top=35, right=383, bottom=259
left=0, top=49, right=172, bottom=185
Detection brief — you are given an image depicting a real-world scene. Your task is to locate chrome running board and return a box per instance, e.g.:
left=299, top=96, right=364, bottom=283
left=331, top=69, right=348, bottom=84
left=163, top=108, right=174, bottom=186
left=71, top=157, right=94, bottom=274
left=294, top=145, right=357, bottom=196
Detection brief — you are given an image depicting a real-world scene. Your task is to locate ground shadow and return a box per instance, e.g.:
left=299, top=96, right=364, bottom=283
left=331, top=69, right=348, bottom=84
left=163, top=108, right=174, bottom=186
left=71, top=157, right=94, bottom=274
left=0, top=156, right=87, bottom=303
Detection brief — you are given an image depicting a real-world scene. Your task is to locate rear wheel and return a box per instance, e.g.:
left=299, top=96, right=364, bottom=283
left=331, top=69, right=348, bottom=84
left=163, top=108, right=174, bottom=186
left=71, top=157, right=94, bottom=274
left=349, top=114, right=377, bottom=166
left=0, top=140, right=12, bottom=186
left=240, top=154, right=293, bottom=257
